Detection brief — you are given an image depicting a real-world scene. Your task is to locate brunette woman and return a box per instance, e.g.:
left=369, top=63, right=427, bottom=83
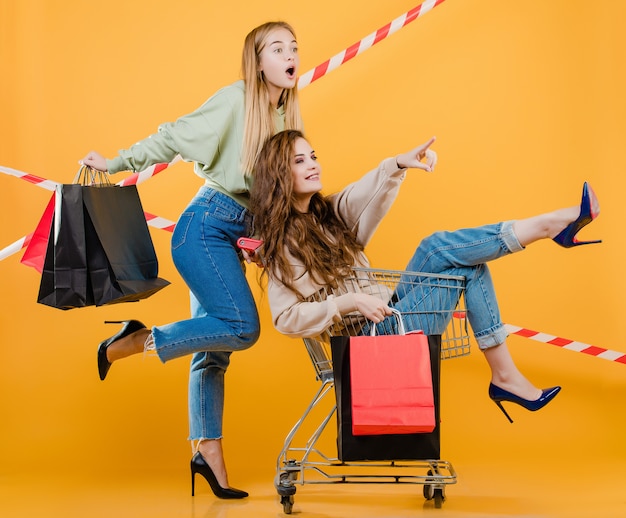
left=250, top=130, right=601, bottom=423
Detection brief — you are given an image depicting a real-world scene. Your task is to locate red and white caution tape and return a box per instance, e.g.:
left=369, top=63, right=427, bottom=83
left=0, top=165, right=59, bottom=191
left=113, top=156, right=181, bottom=186
left=298, top=0, right=447, bottom=89
left=0, top=235, right=30, bottom=261
left=505, top=324, right=626, bottom=365
left=0, top=156, right=180, bottom=191
left=143, top=212, right=176, bottom=233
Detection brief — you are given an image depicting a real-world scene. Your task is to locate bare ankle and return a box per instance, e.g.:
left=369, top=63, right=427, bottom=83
left=197, top=439, right=229, bottom=488
left=107, top=329, right=151, bottom=362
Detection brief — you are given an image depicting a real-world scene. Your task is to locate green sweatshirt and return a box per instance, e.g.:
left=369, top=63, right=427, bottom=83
left=106, top=80, right=285, bottom=209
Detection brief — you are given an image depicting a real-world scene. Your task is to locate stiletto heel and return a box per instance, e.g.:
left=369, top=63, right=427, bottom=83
left=97, top=320, right=146, bottom=381
left=493, top=400, right=514, bottom=423
left=553, top=182, right=601, bottom=248
left=488, top=383, right=561, bottom=423
left=190, top=452, right=248, bottom=499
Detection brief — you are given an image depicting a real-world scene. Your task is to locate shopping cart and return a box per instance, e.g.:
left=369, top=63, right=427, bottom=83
left=274, top=267, right=470, bottom=513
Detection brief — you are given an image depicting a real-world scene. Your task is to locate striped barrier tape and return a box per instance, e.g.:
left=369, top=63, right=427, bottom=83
left=298, top=0, right=447, bottom=88
left=0, top=156, right=180, bottom=192
left=505, top=324, right=626, bottom=365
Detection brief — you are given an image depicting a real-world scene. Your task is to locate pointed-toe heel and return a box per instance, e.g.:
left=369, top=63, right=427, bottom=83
left=97, top=320, right=146, bottom=381
left=190, top=452, right=248, bottom=499
left=553, top=182, right=601, bottom=248
left=488, top=383, right=561, bottom=423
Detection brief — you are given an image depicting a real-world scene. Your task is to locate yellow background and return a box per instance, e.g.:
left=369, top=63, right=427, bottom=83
left=1, top=0, right=625, bottom=516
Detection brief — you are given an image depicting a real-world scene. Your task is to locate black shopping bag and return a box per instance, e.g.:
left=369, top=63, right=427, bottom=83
left=81, top=184, right=170, bottom=306
left=37, top=180, right=169, bottom=310
left=330, top=334, right=442, bottom=462
left=37, top=185, right=93, bottom=309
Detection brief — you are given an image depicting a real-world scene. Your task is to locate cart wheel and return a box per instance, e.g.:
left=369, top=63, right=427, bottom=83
left=433, top=488, right=445, bottom=509
left=423, top=469, right=434, bottom=500
left=277, top=472, right=297, bottom=496
left=281, top=495, right=294, bottom=514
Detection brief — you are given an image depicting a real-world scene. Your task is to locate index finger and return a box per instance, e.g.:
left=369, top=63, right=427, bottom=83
left=420, top=136, right=436, bottom=151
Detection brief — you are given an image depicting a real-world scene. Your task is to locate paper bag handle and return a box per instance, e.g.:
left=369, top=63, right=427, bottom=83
left=369, top=307, right=406, bottom=336
left=73, top=165, right=112, bottom=186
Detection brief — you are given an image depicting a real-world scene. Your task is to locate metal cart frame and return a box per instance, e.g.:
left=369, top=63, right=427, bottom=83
left=274, top=267, right=471, bottom=513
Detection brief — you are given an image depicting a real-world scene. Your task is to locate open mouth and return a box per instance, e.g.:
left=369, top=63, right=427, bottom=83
left=286, top=66, right=296, bottom=78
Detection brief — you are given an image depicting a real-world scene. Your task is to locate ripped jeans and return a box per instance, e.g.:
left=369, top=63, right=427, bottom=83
left=371, top=221, right=524, bottom=350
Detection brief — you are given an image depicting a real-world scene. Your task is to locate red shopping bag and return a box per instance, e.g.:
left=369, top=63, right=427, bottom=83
left=349, top=330, right=435, bottom=435
left=20, top=192, right=55, bottom=273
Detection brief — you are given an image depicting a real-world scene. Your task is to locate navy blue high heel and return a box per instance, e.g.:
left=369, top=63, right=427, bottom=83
left=488, top=383, right=561, bottom=423
left=97, top=320, right=146, bottom=381
left=553, top=182, right=601, bottom=248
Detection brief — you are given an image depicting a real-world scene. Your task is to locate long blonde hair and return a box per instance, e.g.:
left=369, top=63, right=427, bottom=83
left=241, top=21, right=302, bottom=176
left=251, top=130, right=364, bottom=298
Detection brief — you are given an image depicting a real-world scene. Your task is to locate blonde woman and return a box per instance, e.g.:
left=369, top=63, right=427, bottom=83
left=80, top=22, right=303, bottom=498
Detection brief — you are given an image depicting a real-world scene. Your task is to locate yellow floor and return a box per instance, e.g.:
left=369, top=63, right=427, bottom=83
left=1, top=455, right=623, bottom=518
left=1, top=330, right=624, bottom=517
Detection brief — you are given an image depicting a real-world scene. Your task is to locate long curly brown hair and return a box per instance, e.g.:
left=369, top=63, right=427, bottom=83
left=250, top=130, right=364, bottom=299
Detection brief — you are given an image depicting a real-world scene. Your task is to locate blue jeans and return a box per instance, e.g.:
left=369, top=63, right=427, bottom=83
left=372, top=221, right=523, bottom=350
left=151, top=187, right=260, bottom=440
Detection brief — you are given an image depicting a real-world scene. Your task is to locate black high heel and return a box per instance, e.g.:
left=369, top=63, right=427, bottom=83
left=489, top=383, right=561, bottom=423
left=97, top=320, right=146, bottom=381
left=190, top=452, right=248, bottom=499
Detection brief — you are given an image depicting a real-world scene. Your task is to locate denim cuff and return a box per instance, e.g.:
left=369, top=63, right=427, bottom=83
left=500, top=220, right=524, bottom=253
left=475, top=324, right=509, bottom=350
